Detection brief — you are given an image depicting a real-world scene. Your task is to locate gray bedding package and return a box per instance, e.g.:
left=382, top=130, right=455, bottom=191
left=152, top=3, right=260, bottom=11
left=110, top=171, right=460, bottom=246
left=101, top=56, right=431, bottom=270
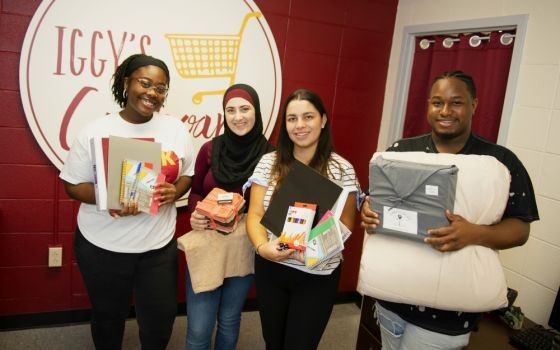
left=369, top=155, right=458, bottom=242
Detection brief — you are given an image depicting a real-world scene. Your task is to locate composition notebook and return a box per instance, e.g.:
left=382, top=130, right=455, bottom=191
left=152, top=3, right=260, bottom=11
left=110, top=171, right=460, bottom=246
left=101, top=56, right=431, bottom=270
left=261, top=160, right=342, bottom=237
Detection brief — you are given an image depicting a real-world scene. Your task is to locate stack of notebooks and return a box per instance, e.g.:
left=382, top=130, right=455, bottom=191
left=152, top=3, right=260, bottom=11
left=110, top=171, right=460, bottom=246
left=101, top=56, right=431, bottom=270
left=195, top=188, right=246, bottom=234
left=278, top=203, right=350, bottom=269
left=90, top=135, right=163, bottom=215
left=305, top=210, right=350, bottom=269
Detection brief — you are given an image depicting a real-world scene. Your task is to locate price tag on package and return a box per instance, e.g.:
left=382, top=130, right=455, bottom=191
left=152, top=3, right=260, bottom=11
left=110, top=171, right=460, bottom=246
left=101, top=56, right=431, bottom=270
left=217, top=192, right=234, bottom=204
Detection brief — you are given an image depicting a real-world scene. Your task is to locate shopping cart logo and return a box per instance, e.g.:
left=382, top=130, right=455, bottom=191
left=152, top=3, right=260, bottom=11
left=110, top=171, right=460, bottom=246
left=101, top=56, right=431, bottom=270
left=166, top=12, right=261, bottom=104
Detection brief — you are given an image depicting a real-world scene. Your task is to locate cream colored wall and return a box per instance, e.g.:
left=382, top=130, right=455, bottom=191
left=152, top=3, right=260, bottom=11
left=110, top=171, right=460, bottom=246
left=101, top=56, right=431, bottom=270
left=379, top=0, right=560, bottom=325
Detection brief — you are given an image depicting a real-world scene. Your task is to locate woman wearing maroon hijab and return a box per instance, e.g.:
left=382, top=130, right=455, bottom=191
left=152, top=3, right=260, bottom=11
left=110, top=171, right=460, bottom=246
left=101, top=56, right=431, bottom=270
left=185, top=84, right=273, bottom=350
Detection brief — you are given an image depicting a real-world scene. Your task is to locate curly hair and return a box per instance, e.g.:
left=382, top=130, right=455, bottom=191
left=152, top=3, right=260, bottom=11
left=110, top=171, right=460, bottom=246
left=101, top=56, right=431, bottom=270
left=111, top=54, right=170, bottom=108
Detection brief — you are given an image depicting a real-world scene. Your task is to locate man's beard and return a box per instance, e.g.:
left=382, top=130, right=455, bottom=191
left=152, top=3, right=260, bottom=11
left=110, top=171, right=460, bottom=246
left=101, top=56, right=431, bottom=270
left=434, top=130, right=461, bottom=140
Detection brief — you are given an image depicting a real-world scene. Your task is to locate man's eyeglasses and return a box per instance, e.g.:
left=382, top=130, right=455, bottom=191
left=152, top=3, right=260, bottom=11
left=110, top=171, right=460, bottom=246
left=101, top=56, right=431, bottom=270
left=133, top=78, right=168, bottom=95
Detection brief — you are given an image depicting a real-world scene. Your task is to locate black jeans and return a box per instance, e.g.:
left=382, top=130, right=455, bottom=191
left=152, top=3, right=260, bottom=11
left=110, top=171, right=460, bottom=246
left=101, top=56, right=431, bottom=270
left=74, top=227, right=178, bottom=350
left=254, top=255, right=341, bottom=350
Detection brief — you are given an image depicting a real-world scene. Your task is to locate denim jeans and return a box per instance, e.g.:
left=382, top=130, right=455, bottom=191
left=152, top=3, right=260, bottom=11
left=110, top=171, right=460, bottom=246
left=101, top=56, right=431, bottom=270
left=375, top=302, right=470, bottom=350
left=185, top=269, right=254, bottom=350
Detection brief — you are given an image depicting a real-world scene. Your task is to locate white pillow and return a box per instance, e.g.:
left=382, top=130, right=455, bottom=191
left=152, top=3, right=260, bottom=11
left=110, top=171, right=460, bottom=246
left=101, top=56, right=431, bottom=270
left=357, top=152, right=511, bottom=312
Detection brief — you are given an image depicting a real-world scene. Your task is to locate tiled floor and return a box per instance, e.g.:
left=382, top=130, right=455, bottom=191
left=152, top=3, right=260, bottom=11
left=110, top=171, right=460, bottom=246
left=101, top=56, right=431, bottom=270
left=0, top=303, right=361, bottom=349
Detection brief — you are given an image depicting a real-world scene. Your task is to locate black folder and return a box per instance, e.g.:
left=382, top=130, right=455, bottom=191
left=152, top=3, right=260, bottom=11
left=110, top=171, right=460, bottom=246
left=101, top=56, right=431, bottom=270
left=261, top=159, right=343, bottom=237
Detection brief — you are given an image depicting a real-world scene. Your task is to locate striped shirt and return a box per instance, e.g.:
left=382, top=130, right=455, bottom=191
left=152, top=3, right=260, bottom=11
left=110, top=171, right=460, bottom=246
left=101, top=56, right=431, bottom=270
left=248, top=151, right=359, bottom=275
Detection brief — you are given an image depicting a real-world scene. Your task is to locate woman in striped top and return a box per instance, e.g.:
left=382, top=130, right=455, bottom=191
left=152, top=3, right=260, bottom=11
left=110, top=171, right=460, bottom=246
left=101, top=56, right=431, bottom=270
left=246, top=88, right=359, bottom=349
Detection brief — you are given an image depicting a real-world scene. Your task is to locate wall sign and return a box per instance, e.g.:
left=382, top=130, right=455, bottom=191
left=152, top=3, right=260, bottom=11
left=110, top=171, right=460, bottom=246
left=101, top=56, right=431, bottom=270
left=20, top=0, right=282, bottom=170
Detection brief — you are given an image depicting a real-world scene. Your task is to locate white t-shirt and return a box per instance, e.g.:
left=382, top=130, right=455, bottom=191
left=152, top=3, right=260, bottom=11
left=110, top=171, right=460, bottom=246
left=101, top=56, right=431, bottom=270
left=249, top=152, right=359, bottom=275
left=60, top=112, right=195, bottom=253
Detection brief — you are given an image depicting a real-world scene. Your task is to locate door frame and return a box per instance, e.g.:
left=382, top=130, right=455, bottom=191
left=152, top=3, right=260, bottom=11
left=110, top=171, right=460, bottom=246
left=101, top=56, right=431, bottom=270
left=383, top=14, right=528, bottom=149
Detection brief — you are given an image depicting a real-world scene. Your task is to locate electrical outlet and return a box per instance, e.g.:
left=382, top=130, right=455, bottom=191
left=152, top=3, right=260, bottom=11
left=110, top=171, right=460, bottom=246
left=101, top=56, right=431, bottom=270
left=48, top=246, right=63, bottom=267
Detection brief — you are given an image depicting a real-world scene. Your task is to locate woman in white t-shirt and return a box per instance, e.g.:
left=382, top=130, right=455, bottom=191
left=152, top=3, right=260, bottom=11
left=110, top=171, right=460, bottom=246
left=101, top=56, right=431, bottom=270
left=246, top=88, right=359, bottom=349
left=60, top=54, right=194, bottom=350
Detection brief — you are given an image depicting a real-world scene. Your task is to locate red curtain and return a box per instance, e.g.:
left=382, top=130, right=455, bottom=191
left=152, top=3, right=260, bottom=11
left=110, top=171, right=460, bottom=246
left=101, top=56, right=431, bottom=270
left=403, top=31, right=515, bottom=142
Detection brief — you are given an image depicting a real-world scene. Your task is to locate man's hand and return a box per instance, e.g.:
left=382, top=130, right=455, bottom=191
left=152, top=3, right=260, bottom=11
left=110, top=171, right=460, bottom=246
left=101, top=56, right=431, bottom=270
left=360, top=196, right=380, bottom=232
left=425, top=209, right=478, bottom=251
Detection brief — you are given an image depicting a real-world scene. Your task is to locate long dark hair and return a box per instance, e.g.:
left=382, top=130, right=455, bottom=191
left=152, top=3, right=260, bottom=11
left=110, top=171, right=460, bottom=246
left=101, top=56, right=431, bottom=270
left=272, top=88, right=333, bottom=188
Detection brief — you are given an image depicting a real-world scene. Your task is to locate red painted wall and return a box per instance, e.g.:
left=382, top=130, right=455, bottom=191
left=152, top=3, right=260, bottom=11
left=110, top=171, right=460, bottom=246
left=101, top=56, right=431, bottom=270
left=0, top=0, right=397, bottom=316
